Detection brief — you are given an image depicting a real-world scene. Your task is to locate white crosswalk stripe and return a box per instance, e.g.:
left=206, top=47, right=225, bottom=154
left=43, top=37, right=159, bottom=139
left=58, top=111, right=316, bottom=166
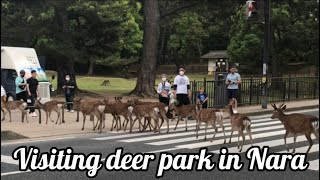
left=90, top=111, right=319, bottom=171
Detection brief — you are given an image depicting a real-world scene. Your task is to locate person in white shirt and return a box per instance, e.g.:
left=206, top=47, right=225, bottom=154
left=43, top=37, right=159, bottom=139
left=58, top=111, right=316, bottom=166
left=225, top=66, right=241, bottom=109
left=1, top=85, right=6, bottom=98
left=157, top=74, right=171, bottom=105
left=173, top=66, right=191, bottom=106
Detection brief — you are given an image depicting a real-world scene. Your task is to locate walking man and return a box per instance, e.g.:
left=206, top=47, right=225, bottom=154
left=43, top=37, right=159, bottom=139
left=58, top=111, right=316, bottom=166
left=173, top=66, right=191, bottom=106
left=27, top=70, right=39, bottom=117
left=225, top=66, right=241, bottom=109
left=15, top=70, right=27, bottom=102
left=62, top=74, right=75, bottom=112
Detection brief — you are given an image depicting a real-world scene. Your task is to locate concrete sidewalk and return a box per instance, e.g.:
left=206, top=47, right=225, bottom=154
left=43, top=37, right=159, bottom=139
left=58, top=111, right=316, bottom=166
left=1, top=99, right=318, bottom=140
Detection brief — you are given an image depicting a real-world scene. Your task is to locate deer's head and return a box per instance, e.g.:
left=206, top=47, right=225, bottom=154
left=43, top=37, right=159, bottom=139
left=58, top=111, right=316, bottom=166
left=34, top=97, right=42, bottom=107
left=271, top=103, right=286, bottom=119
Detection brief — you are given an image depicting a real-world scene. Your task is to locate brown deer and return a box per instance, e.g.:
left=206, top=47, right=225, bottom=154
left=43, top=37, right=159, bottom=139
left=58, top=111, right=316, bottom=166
left=1, top=96, right=28, bottom=123
left=169, top=103, right=198, bottom=132
left=228, top=99, right=253, bottom=152
left=271, top=103, right=319, bottom=154
left=73, top=98, right=105, bottom=133
left=34, top=98, right=65, bottom=124
left=196, top=107, right=226, bottom=143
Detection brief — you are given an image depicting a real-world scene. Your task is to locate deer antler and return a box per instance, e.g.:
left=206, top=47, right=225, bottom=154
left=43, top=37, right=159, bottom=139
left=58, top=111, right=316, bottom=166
left=271, top=103, right=277, bottom=109
left=278, top=103, right=285, bottom=109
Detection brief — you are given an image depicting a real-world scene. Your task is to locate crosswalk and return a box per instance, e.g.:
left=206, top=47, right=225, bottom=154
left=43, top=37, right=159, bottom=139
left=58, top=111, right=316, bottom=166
left=92, top=109, right=319, bottom=171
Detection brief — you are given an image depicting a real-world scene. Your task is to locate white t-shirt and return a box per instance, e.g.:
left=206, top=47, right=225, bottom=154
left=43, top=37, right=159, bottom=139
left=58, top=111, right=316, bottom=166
left=157, top=81, right=171, bottom=94
left=1, top=86, right=6, bottom=97
left=174, top=75, right=190, bottom=94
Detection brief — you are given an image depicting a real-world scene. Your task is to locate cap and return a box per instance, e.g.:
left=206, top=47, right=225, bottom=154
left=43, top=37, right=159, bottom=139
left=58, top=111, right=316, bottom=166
left=31, top=70, right=36, bottom=73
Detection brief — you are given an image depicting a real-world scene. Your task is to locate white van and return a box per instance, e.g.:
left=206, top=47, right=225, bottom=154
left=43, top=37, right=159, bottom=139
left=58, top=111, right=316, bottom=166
left=1, top=46, right=51, bottom=101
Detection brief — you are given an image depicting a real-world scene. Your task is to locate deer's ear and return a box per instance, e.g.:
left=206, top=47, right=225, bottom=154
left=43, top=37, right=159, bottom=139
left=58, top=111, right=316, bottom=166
left=281, top=105, right=286, bottom=110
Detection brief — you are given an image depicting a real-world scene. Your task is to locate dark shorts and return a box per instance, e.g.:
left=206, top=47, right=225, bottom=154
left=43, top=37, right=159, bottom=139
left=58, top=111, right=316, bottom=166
left=227, top=89, right=238, bottom=99
left=159, top=94, right=169, bottom=106
left=176, top=94, right=190, bottom=106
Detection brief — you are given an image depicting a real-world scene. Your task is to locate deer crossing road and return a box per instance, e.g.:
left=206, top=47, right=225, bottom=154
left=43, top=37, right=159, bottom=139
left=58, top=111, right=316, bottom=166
left=1, top=108, right=319, bottom=179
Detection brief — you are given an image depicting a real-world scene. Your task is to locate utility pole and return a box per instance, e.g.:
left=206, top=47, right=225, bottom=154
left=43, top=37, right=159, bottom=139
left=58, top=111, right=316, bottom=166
left=261, top=0, right=270, bottom=109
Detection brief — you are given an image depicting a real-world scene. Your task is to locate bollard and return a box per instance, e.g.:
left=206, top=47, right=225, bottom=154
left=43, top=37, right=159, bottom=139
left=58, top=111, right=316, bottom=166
left=38, top=108, right=41, bottom=124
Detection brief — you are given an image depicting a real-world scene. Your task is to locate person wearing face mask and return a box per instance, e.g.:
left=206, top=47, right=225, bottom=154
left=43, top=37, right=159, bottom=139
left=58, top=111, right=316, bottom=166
left=15, top=70, right=27, bottom=103
left=157, top=74, right=171, bottom=105
left=62, top=74, right=75, bottom=112
left=173, top=66, right=191, bottom=106
left=27, top=70, right=39, bottom=117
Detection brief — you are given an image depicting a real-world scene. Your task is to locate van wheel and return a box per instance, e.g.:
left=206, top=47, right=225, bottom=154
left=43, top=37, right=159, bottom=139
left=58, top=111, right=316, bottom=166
left=7, top=95, right=14, bottom=101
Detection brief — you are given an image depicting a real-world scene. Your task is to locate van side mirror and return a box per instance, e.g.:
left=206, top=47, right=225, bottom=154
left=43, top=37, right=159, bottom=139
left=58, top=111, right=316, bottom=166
left=52, top=75, right=55, bottom=80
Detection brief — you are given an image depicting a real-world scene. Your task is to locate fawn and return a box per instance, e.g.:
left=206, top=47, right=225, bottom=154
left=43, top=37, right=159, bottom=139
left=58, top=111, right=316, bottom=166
left=1, top=96, right=28, bottom=123
left=34, top=98, right=65, bottom=124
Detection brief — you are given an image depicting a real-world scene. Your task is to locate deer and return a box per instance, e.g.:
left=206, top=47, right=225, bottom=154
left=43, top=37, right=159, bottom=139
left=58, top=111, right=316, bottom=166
left=271, top=103, right=319, bottom=154
left=228, top=99, right=253, bottom=152
left=1, top=96, right=28, bottom=123
left=102, top=98, right=126, bottom=131
left=169, top=102, right=198, bottom=132
left=73, top=98, right=105, bottom=133
left=196, top=103, right=226, bottom=142
left=129, top=98, right=170, bottom=133
left=34, top=98, right=65, bottom=124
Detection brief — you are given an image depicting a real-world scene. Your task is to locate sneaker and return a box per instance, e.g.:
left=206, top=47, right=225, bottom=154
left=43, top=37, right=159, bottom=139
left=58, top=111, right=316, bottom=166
left=70, top=110, right=74, bottom=113
left=32, top=112, right=38, bottom=117
left=28, top=113, right=33, bottom=117
left=66, top=110, right=70, bottom=112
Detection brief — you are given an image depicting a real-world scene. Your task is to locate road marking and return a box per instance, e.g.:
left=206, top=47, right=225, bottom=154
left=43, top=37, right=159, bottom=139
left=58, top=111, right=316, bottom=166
left=278, top=144, right=319, bottom=154
left=176, top=130, right=286, bottom=149
left=147, top=124, right=284, bottom=146
left=1, top=170, right=32, bottom=176
left=1, top=155, right=19, bottom=165
left=122, top=120, right=281, bottom=143
left=1, top=136, right=75, bottom=146
left=211, top=135, right=318, bottom=154
left=308, top=159, right=319, bottom=171
left=146, top=147, right=183, bottom=154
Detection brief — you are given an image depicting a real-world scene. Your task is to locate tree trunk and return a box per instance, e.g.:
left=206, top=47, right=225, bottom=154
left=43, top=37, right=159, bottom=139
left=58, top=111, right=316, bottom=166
left=87, top=59, right=95, bottom=76
left=128, top=0, right=160, bottom=97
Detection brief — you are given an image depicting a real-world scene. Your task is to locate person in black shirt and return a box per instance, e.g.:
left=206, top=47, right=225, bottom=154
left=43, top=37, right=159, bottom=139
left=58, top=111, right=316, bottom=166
left=27, top=70, right=39, bottom=117
left=62, top=75, right=75, bottom=112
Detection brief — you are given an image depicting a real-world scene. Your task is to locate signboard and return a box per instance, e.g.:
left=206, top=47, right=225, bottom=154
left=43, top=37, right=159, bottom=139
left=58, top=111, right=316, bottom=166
left=20, top=67, right=48, bottom=81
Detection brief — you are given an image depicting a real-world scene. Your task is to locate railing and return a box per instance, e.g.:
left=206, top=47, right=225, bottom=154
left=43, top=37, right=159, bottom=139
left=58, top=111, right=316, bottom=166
left=190, top=76, right=319, bottom=107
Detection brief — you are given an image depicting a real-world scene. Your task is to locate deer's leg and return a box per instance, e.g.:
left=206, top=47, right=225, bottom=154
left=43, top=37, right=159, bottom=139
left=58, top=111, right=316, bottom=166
left=239, top=128, right=245, bottom=152
left=1, top=108, right=6, bottom=121
left=229, top=129, right=234, bottom=143
left=45, top=112, right=49, bottom=124
left=196, top=121, right=201, bottom=139
left=24, top=110, right=28, bottom=123
left=284, top=130, right=290, bottom=152
left=110, top=115, right=115, bottom=131
left=103, top=114, right=106, bottom=129
left=246, top=125, right=253, bottom=146
left=174, top=116, right=181, bottom=131
left=292, top=133, right=297, bottom=153
left=81, top=115, right=86, bottom=131
left=129, top=115, right=134, bottom=133
left=98, top=113, right=103, bottom=134
left=185, top=117, right=188, bottom=132
left=217, top=119, right=226, bottom=144
left=210, top=121, right=218, bottom=142
left=313, top=130, right=319, bottom=141
left=93, top=115, right=99, bottom=130
left=204, top=123, right=208, bottom=141
left=54, top=109, right=60, bottom=124
left=21, top=109, right=24, bottom=123
left=305, top=133, right=313, bottom=154
left=9, top=110, right=12, bottom=122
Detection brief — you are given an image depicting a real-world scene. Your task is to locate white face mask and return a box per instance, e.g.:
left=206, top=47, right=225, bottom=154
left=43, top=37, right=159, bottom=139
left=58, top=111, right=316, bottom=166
left=179, top=71, right=184, bottom=76
left=66, top=78, right=70, bottom=81
left=162, top=77, right=166, bottom=82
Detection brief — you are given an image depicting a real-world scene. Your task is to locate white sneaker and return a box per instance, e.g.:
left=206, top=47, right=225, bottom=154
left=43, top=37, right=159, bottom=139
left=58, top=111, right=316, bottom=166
left=28, top=113, right=33, bottom=117
left=32, top=112, right=38, bottom=117
left=66, top=110, right=70, bottom=112
left=70, top=110, right=74, bottom=113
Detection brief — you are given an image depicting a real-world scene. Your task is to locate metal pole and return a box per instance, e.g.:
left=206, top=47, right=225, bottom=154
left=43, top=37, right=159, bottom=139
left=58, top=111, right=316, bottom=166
left=262, top=0, right=270, bottom=109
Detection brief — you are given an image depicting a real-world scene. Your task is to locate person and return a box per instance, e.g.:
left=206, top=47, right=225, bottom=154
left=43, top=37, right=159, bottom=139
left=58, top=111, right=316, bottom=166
left=1, top=85, right=6, bottom=99
left=27, top=70, right=39, bottom=117
left=157, top=74, right=171, bottom=106
left=15, top=70, right=27, bottom=102
left=197, top=87, right=208, bottom=109
left=173, top=66, right=191, bottom=106
left=62, top=74, right=75, bottom=112
left=225, top=66, right=241, bottom=109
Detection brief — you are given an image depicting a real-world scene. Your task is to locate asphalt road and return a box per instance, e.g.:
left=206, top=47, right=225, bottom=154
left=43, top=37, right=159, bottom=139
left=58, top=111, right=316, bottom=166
left=1, top=108, right=319, bottom=180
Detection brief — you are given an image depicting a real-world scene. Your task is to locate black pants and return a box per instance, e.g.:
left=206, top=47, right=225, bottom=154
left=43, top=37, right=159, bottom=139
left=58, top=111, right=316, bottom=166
left=201, top=102, right=208, bottom=109
left=28, top=93, right=37, bottom=113
left=16, top=91, right=27, bottom=103
left=65, top=93, right=74, bottom=110
left=159, top=95, right=169, bottom=106
left=176, top=94, right=190, bottom=106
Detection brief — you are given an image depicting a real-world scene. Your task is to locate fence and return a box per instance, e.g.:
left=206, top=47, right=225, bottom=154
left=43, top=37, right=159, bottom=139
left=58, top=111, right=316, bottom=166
left=190, top=76, right=319, bottom=107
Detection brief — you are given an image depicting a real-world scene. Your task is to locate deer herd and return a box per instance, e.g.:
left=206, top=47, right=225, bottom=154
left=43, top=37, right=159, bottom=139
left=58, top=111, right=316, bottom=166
left=1, top=95, right=319, bottom=153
